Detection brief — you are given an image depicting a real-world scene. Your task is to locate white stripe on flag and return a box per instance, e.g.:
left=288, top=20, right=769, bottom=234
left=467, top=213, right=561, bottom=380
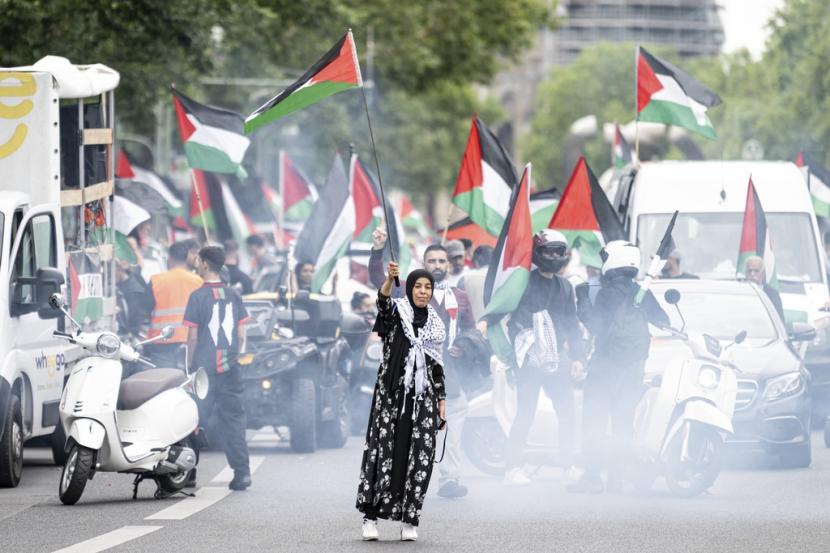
left=187, top=113, right=250, bottom=163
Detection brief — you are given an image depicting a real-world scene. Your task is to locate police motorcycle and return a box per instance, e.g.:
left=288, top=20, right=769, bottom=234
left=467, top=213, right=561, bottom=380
left=631, top=288, right=741, bottom=498
left=49, top=294, right=208, bottom=505
left=341, top=312, right=382, bottom=435
left=239, top=288, right=352, bottom=453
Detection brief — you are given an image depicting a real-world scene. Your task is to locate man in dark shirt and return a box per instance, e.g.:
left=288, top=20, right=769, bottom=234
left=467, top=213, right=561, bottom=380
left=744, top=256, right=785, bottom=323
left=660, top=250, right=699, bottom=280
left=183, top=245, right=252, bottom=491
left=223, top=240, right=254, bottom=295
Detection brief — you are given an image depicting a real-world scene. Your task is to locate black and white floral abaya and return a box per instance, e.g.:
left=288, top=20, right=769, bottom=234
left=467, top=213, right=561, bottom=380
left=356, top=284, right=446, bottom=527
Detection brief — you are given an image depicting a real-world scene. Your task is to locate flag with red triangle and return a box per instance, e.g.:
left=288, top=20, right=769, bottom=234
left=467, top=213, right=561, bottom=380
left=483, top=163, right=534, bottom=362
left=548, top=156, right=625, bottom=268
left=452, top=115, right=517, bottom=236
left=245, top=31, right=362, bottom=134
left=738, top=176, right=777, bottom=288
left=399, top=195, right=433, bottom=240
left=636, top=46, right=722, bottom=140
left=280, top=151, right=318, bottom=222
left=612, top=123, right=633, bottom=169
left=795, top=151, right=830, bottom=219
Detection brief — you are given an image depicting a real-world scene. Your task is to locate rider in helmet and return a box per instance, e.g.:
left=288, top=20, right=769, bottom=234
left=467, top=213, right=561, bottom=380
left=570, top=241, right=669, bottom=494
left=503, top=229, right=586, bottom=486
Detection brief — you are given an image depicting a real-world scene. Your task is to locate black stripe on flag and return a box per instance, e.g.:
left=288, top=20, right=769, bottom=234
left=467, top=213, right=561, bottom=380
left=172, top=88, right=246, bottom=134
left=475, top=117, right=518, bottom=189
left=639, top=47, right=722, bottom=108
left=294, top=152, right=350, bottom=264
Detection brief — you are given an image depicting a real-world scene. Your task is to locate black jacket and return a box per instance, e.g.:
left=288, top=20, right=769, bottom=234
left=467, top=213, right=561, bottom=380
left=577, top=276, right=670, bottom=366
left=116, top=269, right=153, bottom=336
left=507, top=270, right=585, bottom=363
left=763, top=283, right=785, bottom=324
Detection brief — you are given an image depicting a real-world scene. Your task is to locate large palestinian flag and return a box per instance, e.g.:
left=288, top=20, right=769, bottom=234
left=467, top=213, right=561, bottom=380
left=636, top=46, right=722, bottom=140
left=612, top=123, right=633, bottom=169
left=795, top=151, right=830, bottom=219
left=172, top=89, right=251, bottom=178
left=483, top=163, right=534, bottom=363
left=295, top=153, right=355, bottom=293
left=738, top=176, right=777, bottom=287
left=279, top=151, right=318, bottom=222
left=530, top=188, right=559, bottom=233
left=548, top=156, right=625, bottom=268
left=452, top=115, right=517, bottom=236
left=245, top=31, right=362, bottom=134
left=400, top=195, right=433, bottom=240
left=349, top=154, right=410, bottom=272
left=112, top=195, right=150, bottom=264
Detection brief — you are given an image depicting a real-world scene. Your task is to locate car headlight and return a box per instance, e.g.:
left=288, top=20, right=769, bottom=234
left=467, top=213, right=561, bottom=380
left=764, top=372, right=803, bottom=401
left=96, top=333, right=121, bottom=358
left=366, top=342, right=383, bottom=361
left=697, top=365, right=720, bottom=390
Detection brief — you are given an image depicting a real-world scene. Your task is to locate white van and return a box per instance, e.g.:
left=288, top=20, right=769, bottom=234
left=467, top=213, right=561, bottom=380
left=615, top=160, right=830, bottom=413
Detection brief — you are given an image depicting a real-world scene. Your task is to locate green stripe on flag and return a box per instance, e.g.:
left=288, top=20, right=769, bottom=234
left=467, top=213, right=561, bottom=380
left=638, top=100, right=716, bottom=140
left=285, top=198, right=314, bottom=221
left=483, top=269, right=529, bottom=317
left=311, top=236, right=351, bottom=293
left=245, top=81, right=356, bottom=134
left=185, top=142, right=247, bottom=179
left=452, top=188, right=505, bottom=237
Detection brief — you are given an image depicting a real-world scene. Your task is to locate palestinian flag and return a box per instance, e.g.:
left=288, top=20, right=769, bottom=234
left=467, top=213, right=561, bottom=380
left=189, top=169, right=216, bottom=231
left=795, top=151, right=830, bottom=219
left=452, top=115, right=517, bottom=237
left=738, top=176, right=777, bottom=287
left=112, top=195, right=150, bottom=264
left=530, top=188, right=559, bottom=233
left=549, top=156, right=625, bottom=268
left=244, top=31, right=362, bottom=134
left=400, top=196, right=433, bottom=240
left=68, top=253, right=104, bottom=324
left=612, top=123, right=633, bottom=169
left=172, top=88, right=251, bottom=178
left=637, top=210, right=679, bottom=304
left=280, top=151, right=318, bottom=222
left=350, top=154, right=410, bottom=272
left=295, top=153, right=355, bottom=293
left=221, top=180, right=257, bottom=268
left=483, top=163, right=534, bottom=363
left=636, top=46, right=722, bottom=140
left=442, top=217, right=497, bottom=248
left=117, top=152, right=183, bottom=216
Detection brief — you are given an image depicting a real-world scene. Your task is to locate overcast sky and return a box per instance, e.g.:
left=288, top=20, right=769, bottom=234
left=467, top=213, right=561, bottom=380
left=718, top=0, right=785, bottom=58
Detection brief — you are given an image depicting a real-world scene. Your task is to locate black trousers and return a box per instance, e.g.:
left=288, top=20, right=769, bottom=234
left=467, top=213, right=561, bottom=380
left=507, top=360, right=576, bottom=469
left=195, top=367, right=250, bottom=475
left=581, top=363, right=645, bottom=482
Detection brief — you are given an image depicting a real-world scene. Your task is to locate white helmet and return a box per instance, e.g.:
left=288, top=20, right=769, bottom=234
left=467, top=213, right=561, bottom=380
left=600, top=240, right=640, bottom=276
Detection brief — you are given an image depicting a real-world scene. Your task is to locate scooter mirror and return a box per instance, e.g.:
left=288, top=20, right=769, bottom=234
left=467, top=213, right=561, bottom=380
left=734, top=330, right=748, bottom=345
left=49, top=293, right=66, bottom=309
left=664, top=289, right=681, bottom=305
left=192, top=368, right=210, bottom=400
left=161, top=326, right=175, bottom=340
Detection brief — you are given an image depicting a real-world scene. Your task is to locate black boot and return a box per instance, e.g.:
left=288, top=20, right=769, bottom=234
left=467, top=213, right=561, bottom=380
left=229, top=471, right=252, bottom=491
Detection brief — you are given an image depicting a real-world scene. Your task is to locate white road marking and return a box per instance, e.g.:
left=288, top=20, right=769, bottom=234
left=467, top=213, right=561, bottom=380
left=250, top=433, right=282, bottom=442
left=52, top=525, right=162, bottom=553
left=145, top=486, right=232, bottom=520
left=211, top=455, right=265, bottom=484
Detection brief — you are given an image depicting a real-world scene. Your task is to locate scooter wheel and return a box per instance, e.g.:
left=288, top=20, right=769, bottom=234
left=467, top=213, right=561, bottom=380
left=59, top=444, right=93, bottom=505
left=665, top=424, right=722, bottom=498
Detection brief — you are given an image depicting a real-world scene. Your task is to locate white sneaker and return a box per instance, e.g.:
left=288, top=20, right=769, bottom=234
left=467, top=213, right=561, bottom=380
left=362, top=519, right=379, bottom=541
left=401, top=523, right=418, bottom=541
left=503, top=467, right=532, bottom=486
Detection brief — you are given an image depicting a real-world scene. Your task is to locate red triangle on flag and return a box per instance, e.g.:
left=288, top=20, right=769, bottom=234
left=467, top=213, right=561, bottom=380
left=280, top=151, right=313, bottom=211
left=311, top=31, right=362, bottom=86
left=116, top=151, right=135, bottom=179
left=501, top=165, right=533, bottom=272
left=549, top=157, right=601, bottom=232
left=173, top=94, right=196, bottom=142
left=637, top=49, right=664, bottom=113
left=452, top=116, right=484, bottom=197
left=350, top=155, right=381, bottom=238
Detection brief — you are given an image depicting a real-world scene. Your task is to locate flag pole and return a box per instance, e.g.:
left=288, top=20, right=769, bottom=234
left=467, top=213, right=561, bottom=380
left=359, top=73, right=399, bottom=287
left=634, top=45, right=640, bottom=164
left=277, top=150, right=286, bottom=248
left=190, top=169, right=211, bottom=242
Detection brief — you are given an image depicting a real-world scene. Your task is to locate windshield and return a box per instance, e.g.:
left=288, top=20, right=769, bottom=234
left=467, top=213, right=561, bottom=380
left=652, top=289, right=778, bottom=340
left=637, top=212, right=822, bottom=282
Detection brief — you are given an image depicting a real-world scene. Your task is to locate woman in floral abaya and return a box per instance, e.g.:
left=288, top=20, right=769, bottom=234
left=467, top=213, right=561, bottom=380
left=356, top=261, right=447, bottom=542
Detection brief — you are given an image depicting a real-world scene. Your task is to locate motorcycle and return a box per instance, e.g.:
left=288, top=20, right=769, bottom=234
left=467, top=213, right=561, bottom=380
left=632, top=288, right=741, bottom=497
left=50, top=293, right=209, bottom=505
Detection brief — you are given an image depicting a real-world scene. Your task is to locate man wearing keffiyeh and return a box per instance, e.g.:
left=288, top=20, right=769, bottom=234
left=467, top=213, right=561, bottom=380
left=369, top=229, right=476, bottom=499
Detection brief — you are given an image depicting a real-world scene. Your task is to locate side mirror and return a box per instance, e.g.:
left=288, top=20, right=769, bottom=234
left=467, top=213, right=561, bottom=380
left=664, top=289, right=681, bottom=305
left=36, top=268, right=66, bottom=320
left=49, top=293, right=66, bottom=309
left=734, top=330, right=748, bottom=345
left=789, top=322, right=816, bottom=343
left=161, top=325, right=175, bottom=340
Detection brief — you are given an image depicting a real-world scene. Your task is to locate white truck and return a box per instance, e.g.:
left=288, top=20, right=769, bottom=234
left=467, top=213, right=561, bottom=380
left=0, top=57, right=119, bottom=486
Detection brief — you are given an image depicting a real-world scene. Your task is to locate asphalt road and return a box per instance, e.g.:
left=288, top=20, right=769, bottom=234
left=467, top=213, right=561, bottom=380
left=2, top=429, right=830, bottom=553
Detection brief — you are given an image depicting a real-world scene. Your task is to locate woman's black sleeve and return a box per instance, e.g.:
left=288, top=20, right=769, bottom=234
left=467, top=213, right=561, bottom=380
left=373, top=290, right=396, bottom=335
left=432, top=361, right=446, bottom=401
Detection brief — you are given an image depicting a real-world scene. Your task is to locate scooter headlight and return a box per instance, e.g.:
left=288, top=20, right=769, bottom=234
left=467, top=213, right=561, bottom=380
left=698, top=365, right=721, bottom=390
left=96, top=333, right=121, bottom=358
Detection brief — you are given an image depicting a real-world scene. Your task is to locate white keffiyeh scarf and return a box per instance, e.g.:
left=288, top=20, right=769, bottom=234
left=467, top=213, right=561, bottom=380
left=432, top=280, right=458, bottom=345
left=393, top=297, right=446, bottom=397
left=514, top=310, right=559, bottom=371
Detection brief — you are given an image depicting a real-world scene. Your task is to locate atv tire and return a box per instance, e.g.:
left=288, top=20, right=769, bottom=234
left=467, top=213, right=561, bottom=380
left=290, top=378, right=317, bottom=453
left=319, top=376, right=350, bottom=449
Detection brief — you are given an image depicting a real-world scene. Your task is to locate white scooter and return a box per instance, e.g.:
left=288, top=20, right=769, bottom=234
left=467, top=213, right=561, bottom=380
left=51, top=293, right=209, bottom=505
left=632, top=288, right=740, bottom=497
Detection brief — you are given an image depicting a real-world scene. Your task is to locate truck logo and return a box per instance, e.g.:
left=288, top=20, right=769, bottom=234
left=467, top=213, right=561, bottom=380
left=0, top=72, right=35, bottom=159
left=35, top=351, right=66, bottom=378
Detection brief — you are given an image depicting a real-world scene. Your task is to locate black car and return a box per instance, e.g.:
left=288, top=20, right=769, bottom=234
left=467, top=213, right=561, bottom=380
left=239, top=292, right=352, bottom=453
left=648, top=280, right=814, bottom=468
